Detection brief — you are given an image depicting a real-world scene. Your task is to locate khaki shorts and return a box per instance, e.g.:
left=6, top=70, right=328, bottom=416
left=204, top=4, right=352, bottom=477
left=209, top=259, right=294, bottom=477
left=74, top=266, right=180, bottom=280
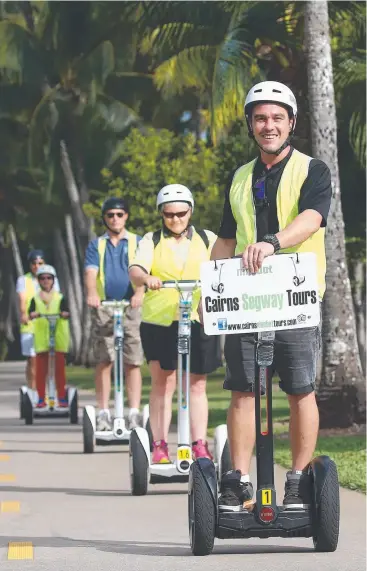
left=91, top=305, right=144, bottom=366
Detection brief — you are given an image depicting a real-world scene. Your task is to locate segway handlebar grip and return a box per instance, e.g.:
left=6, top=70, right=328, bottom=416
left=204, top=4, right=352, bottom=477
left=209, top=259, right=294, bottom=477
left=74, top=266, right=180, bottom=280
left=101, top=300, right=130, bottom=309
left=161, top=280, right=200, bottom=292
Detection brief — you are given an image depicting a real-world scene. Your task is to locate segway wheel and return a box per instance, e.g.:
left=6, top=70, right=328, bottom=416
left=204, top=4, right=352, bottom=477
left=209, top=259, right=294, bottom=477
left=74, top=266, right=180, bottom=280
left=130, top=429, right=148, bottom=496
left=312, top=460, right=340, bottom=552
left=19, top=389, right=25, bottom=420
left=24, top=395, right=33, bottom=426
left=69, top=390, right=78, bottom=425
left=83, top=408, right=94, bottom=453
left=189, top=461, right=215, bottom=556
left=220, top=439, right=232, bottom=476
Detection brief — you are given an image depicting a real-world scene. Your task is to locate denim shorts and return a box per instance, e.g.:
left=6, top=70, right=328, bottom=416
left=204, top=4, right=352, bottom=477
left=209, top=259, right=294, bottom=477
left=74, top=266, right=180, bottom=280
left=223, top=323, right=321, bottom=396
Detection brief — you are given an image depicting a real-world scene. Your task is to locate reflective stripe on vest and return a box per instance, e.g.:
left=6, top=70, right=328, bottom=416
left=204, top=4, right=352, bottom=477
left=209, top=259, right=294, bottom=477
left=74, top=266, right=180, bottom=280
left=96, top=231, right=138, bottom=299
left=20, top=273, right=37, bottom=334
left=229, top=148, right=326, bottom=298
left=142, top=228, right=210, bottom=326
left=33, top=293, right=70, bottom=353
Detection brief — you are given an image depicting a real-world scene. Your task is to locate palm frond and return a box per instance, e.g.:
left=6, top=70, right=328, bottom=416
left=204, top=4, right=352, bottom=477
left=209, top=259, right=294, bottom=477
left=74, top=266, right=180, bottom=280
left=0, top=20, right=43, bottom=85
left=153, top=45, right=214, bottom=97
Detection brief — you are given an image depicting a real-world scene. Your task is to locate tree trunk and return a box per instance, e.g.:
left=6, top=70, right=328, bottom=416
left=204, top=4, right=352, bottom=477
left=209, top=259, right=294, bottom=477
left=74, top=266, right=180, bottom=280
left=8, top=224, right=24, bottom=278
left=60, top=140, right=90, bottom=254
left=351, top=259, right=366, bottom=374
left=64, top=214, right=83, bottom=320
left=54, top=228, right=82, bottom=362
left=304, top=1, right=365, bottom=427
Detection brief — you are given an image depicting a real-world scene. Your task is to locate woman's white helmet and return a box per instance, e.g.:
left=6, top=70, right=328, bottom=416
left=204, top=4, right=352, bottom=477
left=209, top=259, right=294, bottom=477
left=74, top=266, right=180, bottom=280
left=156, top=184, right=194, bottom=212
left=36, top=264, right=56, bottom=278
left=244, top=81, right=297, bottom=135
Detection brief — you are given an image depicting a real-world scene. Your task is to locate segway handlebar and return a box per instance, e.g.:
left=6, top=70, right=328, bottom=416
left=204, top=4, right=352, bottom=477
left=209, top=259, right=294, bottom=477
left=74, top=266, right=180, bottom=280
left=161, top=280, right=200, bottom=292
left=101, top=300, right=130, bottom=309
left=30, top=313, right=64, bottom=320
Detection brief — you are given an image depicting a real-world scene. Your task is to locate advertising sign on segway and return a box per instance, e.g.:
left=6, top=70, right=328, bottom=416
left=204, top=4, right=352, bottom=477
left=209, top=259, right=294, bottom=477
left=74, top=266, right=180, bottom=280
left=200, top=252, right=320, bottom=334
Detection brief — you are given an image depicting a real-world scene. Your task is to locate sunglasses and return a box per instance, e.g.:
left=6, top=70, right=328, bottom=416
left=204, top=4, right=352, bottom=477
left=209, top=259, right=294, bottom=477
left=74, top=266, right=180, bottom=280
left=162, top=210, right=190, bottom=219
left=106, top=212, right=125, bottom=219
left=253, top=175, right=269, bottom=208
left=39, top=276, right=53, bottom=281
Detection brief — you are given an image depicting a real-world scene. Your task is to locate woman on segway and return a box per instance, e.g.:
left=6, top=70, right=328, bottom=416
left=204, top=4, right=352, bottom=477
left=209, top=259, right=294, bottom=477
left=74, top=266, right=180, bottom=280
left=129, top=185, right=222, bottom=464
left=28, top=265, right=70, bottom=409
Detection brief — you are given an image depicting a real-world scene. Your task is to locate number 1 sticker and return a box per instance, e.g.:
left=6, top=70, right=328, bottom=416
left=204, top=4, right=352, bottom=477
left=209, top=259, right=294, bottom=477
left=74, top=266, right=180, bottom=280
left=262, top=489, right=272, bottom=505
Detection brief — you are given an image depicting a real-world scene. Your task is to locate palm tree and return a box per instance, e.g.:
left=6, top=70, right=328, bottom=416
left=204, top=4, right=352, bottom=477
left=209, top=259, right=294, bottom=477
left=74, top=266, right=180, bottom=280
left=139, top=1, right=292, bottom=144
left=304, top=0, right=365, bottom=428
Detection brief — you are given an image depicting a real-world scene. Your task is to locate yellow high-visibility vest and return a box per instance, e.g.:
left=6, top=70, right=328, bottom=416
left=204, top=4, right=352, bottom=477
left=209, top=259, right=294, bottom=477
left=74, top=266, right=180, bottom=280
left=33, top=293, right=70, bottom=353
left=229, top=148, right=326, bottom=298
left=96, top=232, right=139, bottom=299
left=20, top=273, right=37, bottom=334
left=142, top=228, right=211, bottom=326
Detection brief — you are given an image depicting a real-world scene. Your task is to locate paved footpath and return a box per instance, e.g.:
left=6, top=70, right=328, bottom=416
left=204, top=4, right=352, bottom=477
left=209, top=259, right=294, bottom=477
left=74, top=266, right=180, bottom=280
left=0, top=362, right=365, bottom=570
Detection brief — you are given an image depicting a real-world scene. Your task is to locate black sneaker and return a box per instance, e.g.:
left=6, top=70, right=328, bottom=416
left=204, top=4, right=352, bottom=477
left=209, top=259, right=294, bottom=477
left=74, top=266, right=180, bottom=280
left=218, top=470, right=254, bottom=512
left=283, top=471, right=311, bottom=509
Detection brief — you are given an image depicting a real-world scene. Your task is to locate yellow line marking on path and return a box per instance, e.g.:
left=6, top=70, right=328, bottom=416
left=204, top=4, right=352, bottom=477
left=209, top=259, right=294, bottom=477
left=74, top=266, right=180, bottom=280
left=8, top=542, right=34, bottom=560
left=1, top=501, right=20, bottom=512
left=0, top=474, right=15, bottom=482
left=0, top=454, right=10, bottom=461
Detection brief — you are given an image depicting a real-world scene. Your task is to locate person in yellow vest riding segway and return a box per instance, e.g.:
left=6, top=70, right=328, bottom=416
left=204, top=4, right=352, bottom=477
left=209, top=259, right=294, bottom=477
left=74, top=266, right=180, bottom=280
left=29, top=265, right=70, bottom=409
left=129, top=184, right=222, bottom=464
left=210, top=81, right=332, bottom=512
left=16, top=250, right=60, bottom=393
left=85, top=197, right=145, bottom=432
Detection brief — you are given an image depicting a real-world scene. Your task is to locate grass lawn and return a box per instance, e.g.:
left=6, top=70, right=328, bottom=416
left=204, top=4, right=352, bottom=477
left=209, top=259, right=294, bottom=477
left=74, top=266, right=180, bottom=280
left=68, top=364, right=366, bottom=493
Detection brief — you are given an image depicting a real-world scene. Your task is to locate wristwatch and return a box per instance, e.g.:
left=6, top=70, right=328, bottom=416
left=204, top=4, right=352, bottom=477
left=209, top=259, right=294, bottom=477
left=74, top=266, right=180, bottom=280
left=262, top=234, right=281, bottom=253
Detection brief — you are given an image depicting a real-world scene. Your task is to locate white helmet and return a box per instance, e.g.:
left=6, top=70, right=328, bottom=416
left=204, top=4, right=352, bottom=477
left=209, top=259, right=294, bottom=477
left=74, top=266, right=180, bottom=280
left=36, top=264, right=56, bottom=278
left=156, top=184, right=194, bottom=212
left=244, top=81, right=297, bottom=134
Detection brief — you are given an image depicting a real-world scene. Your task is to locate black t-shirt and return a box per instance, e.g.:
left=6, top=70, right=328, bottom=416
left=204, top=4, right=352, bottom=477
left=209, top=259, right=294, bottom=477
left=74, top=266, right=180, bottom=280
left=218, top=147, right=332, bottom=241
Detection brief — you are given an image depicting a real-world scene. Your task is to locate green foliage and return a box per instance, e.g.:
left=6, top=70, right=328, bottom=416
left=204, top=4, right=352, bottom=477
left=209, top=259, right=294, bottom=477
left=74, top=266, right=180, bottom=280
left=88, top=127, right=222, bottom=236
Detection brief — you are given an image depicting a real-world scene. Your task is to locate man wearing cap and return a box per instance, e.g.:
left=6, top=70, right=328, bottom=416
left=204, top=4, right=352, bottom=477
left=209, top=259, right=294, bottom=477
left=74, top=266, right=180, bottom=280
left=16, top=249, right=60, bottom=392
left=84, top=197, right=144, bottom=431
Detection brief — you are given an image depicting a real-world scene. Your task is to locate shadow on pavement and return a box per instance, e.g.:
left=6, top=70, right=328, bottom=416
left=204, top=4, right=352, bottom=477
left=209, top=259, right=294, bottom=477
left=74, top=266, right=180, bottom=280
left=0, top=535, right=314, bottom=556
left=0, top=485, right=187, bottom=497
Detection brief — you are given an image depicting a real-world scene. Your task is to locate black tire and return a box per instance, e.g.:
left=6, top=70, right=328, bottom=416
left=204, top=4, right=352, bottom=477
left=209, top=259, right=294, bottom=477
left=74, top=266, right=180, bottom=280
left=69, top=390, right=78, bottom=425
left=313, top=460, right=340, bottom=552
left=220, top=439, right=232, bottom=477
left=130, top=430, right=149, bottom=496
left=24, top=395, right=33, bottom=426
left=145, top=418, right=154, bottom=452
left=19, top=389, right=25, bottom=420
left=83, top=408, right=94, bottom=454
left=189, top=461, right=216, bottom=556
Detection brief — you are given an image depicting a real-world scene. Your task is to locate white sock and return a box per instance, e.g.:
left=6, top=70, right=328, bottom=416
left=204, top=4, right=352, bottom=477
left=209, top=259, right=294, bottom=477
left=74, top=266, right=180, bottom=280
left=240, top=474, right=250, bottom=483
left=99, top=408, right=110, bottom=418
left=128, top=407, right=139, bottom=418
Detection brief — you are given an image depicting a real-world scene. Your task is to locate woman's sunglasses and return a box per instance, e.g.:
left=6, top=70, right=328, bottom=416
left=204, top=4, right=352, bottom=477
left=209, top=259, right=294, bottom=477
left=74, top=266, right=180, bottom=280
left=162, top=210, right=190, bottom=220
left=106, top=212, right=125, bottom=219
left=39, top=276, right=54, bottom=281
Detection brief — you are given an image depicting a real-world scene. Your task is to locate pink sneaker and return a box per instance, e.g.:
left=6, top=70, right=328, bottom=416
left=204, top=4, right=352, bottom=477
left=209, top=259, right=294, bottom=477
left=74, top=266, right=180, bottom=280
left=152, top=440, right=171, bottom=464
left=192, top=439, right=213, bottom=460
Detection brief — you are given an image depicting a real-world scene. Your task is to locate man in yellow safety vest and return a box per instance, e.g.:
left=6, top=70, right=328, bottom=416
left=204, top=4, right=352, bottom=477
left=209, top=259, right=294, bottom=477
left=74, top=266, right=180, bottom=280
left=211, top=81, right=332, bottom=512
left=84, top=197, right=145, bottom=432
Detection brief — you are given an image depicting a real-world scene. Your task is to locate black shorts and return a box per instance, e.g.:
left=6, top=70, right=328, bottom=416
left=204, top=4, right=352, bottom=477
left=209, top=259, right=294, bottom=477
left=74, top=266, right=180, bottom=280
left=140, top=321, right=222, bottom=375
left=224, top=324, right=321, bottom=396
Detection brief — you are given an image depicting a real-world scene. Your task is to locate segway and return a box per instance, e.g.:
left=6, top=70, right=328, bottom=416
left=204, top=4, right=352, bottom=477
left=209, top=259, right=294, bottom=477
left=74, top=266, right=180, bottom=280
left=22, top=314, right=78, bottom=425
left=129, top=280, right=200, bottom=496
left=211, top=261, right=225, bottom=294
left=83, top=300, right=134, bottom=453
left=189, top=329, right=340, bottom=555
